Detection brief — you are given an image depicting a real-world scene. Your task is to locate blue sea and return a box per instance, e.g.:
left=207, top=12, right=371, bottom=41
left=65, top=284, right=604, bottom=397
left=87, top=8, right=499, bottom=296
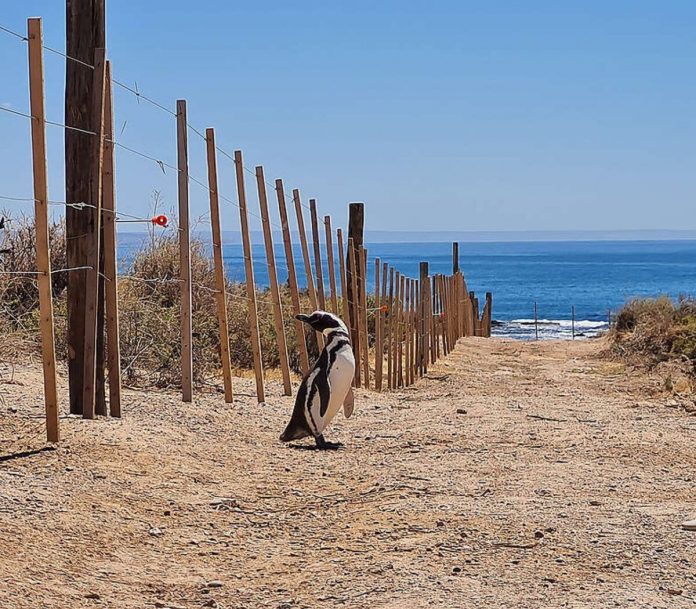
left=118, top=235, right=696, bottom=341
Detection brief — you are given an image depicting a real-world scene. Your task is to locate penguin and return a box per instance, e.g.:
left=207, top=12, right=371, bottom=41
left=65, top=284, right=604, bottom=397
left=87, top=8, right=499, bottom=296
left=280, top=310, right=356, bottom=450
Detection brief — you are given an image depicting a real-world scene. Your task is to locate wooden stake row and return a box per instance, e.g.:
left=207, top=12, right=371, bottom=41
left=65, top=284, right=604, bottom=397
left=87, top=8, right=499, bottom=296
left=22, top=16, right=495, bottom=445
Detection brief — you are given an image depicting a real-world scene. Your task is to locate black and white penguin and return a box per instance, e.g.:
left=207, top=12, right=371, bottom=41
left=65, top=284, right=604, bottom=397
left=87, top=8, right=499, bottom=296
left=280, top=310, right=356, bottom=450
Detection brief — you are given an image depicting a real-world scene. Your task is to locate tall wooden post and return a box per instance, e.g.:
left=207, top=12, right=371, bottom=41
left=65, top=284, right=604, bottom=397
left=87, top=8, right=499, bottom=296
left=276, top=179, right=310, bottom=374
left=27, top=17, right=59, bottom=442
left=347, top=238, right=362, bottom=387
left=359, top=246, right=370, bottom=389
left=65, top=0, right=106, bottom=415
left=176, top=100, right=194, bottom=403
left=309, top=199, right=326, bottom=310
left=255, top=166, right=292, bottom=396
left=485, top=292, right=493, bottom=337
left=404, top=278, right=411, bottom=386
left=292, top=189, right=322, bottom=348
left=234, top=151, right=265, bottom=402
left=324, top=216, right=339, bottom=314
left=346, top=203, right=364, bottom=358
left=419, top=262, right=429, bottom=375
left=102, top=60, right=121, bottom=417
left=374, top=258, right=383, bottom=391
left=337, top=229, right=351, bottom=332
left=452, top=242, right=459, bottom=273
left=387, top=267, right=394, bottom=389
left=81, top=47, right=106, bottom=419
left=205, top=128, right=234, bottom=402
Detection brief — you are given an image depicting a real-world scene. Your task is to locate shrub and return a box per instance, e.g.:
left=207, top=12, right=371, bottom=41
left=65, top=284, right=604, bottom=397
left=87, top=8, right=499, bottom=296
left=609, top=296, right=696, bottom=368
left=0, top=211, right=322, bottom=389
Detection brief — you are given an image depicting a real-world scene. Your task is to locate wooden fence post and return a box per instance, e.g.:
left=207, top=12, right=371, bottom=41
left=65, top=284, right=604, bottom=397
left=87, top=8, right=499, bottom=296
left=336, top=228, right=351, bottom=337
left=324, top=216, right=339, bottom=314
left=452, top=242, right=459, bottom=273
left=65, top=1, right=105, bottom=416
left=397, top=274, right=405, bottom=387
left=359, top=246, right=370, bottom=389
left=205, top=128, right=234, bottom=403
left=419, top=262, right=429, bottom=375
left=485, top=292, right=492, bottom=337
left=404, top=277, right=411, bottom=386
left=309, top=199, right=326, bottom=311
left=347, top=203, right=364, bottom=360
left=256, top=166, right=292, bottom=396
left=374, top=258, right=383, bottom=391
left=81, top=47, right=106, bottom=419
left=347, top=238, right=362, bottom=387
left=276, top=179, right=310, bottom=374
left=234, top=150, right=265, bottom=403
left=175, top=100, right=194, bottom=403
left=27, top=17, right=59, bottom=442
left=292, top=189, right=322, bottom=348
left=102, top=60, right=122, bottom=416
left=387, top=266, right=394, bottom=390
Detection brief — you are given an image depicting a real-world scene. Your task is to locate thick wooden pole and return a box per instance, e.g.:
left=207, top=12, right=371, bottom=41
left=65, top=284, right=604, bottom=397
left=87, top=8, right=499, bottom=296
left=419, top=262, right=429, bottom=375
left=347, top=238, right=362, bottom=387
left=276, top=179, right=310, bottom=374
left=65, top=0, right=106, bottom=415
left=397, top=274, right=405, bottom=387
left=309, top=199, right=326, bottom=311
left=324, top=216, right=339, bottom=314
left=102, top=61, right=121, bottom=417
left=27, top=17, right=59, bottom=442
left=452, top=242, right=459, bottom=273
left=234, top=151, right=265, bottom=402
left=374, top=258, right=383, bottom=391
left=485, top=292, right=493, bottom=337
left=256, top=166, right=292, bottom=396
left=346, top=203, right=364, bottom=354
left=205, top=128, right=234, bottom=403
left=176, top=100, right=193, bottom=403
left=81, top=47, right=106, bottom=419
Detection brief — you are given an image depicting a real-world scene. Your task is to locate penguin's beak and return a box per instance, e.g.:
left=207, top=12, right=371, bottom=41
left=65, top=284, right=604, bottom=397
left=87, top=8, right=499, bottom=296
left=295, top=314, right=311, bottom=323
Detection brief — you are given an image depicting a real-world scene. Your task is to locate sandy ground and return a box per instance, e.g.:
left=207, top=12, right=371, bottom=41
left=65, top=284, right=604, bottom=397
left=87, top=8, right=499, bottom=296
left=1, top=337, right=695, bottom=609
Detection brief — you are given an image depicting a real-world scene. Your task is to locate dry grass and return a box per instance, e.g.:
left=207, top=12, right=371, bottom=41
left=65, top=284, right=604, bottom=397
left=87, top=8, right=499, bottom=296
left=609, top=296, right=696, bottom=365
left=0, top=212, right=320, bottom=389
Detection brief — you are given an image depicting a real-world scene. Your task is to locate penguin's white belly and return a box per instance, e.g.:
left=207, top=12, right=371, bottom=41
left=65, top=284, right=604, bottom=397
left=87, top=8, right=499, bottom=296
left=313, top=347, right=355, bottom=434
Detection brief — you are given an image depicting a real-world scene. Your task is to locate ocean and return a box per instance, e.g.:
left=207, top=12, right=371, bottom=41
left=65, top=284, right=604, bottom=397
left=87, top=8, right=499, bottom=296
left=118, top=235, right=696, bottom=341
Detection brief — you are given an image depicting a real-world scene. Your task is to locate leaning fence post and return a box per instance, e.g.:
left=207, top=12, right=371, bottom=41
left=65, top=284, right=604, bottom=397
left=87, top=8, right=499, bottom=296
left=293, top=189, right=322, bottom=349
left=82, top=47, right=107, bottom=419
left=205, top=128, right=234, bottom=402
left=337, top=228, right=351, bottom=335
left=255, top=166, right=292, bottom=396
left=309, top=199, right=326, bottom=311
left=234, top=150, right=265, bottom=403
left=27, top=17, right=59, bottom=442
left=324, top=216, right=339, bottom=314
left=102, top=60, right=122, bottom=416
left=276, top=179, right=310, bottom=374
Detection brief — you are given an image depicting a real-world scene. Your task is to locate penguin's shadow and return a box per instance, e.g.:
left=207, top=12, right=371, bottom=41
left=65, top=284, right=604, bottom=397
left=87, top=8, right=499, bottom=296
left=285, top=443, right=343, bottom=451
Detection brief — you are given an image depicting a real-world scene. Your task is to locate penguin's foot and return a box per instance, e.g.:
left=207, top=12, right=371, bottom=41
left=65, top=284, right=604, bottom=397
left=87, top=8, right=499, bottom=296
left=315, top=434, right=342, bottom=450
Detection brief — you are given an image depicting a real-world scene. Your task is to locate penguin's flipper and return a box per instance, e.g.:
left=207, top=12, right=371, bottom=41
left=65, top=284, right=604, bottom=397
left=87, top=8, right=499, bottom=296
left=343, top=387, right=354, bottom=419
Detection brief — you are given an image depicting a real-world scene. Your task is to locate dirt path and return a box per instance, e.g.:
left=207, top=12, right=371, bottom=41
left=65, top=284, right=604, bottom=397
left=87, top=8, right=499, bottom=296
left=1, top=338, right=695, bottom=608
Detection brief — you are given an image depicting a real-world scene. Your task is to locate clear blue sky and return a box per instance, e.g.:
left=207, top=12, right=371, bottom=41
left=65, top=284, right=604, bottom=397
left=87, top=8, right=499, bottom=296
left=1, top=1, right=695, bottom=234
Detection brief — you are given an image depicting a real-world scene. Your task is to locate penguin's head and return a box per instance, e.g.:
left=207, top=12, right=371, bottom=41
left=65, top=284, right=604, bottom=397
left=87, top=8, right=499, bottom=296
left=296, top=310, right=349, bottom=336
